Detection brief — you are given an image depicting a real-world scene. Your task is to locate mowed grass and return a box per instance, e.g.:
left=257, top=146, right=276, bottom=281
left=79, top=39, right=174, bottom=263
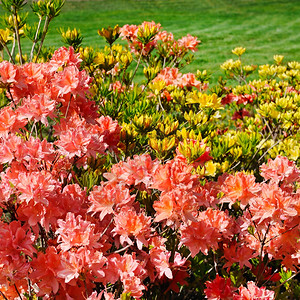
left=2, top=0, right=300, bottom=82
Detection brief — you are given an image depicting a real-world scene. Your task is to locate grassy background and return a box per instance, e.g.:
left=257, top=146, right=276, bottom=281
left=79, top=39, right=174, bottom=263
left=2, top=0, right=300, bottom=82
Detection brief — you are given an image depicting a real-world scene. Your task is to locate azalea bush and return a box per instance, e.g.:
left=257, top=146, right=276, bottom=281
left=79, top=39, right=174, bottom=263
left=0, top=0, right=300, bottom=299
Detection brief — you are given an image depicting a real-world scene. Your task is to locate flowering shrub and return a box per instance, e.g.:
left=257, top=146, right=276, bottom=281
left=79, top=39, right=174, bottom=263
left=0, top=0, right=300, bottom=299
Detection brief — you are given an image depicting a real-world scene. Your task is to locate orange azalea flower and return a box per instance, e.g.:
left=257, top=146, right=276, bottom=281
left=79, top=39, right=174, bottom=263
left=0, top=220, right=36, bottom=260
left=0, top=107, right=27, bottom=137
left=153, top=188, right=199, bottom=226
left=29, top=246, right=62, bottom=296
left=57, top=248, right=106, bottom=285
left=0, top=61, right=17, bottom=87
left=180, top=208, right=235, bottom=257
left=223, top=242, right=255, bottom=269
left=104, top=154, right=159, bottom=189
left=88, top=182, right=135, bottom=220
left=221, top=172, right=261, bottom=209
left=17, top=94, right=56, bottom=126
left=153, top=67, right=181, bottom=86
left=151, top=157, right=199, bottom=192
left=156, top=30, right=174, bottom=43
left=179, top=73, right=201, bottom=90
left=107, top=253, right=146, bottom=298
left=260, top=155, right=300, bottom=184
left=180, top=218, right=215, bottom=257
left=250, top=183, right=297, bottom=225
left=112, top=207, right=152, bottom=250
left=234, top=281, right=275, bottom=300
left=56, top=212, right=101, bottom=251
left=15, top=170, right=59, bottom=206
left=49, top=46, right=82, bottom=71
left=178, top=34, right=200, bottom=52
left=205, top=275, right=237, bottom=300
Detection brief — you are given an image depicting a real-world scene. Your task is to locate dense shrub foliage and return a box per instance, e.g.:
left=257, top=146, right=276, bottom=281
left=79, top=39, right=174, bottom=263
left=0, top=0, right=299, bottom=299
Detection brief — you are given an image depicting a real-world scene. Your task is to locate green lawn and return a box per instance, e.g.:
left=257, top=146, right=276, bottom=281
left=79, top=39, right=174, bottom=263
left=2, top=0, right=300, bottom=82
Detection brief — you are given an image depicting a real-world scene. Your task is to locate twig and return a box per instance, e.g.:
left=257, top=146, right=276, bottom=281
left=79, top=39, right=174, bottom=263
left=258, top=139, right=281, bottom=162
left=29, top=120, right=37, bottom=138
left=38, top=222, right=47, bottom=248
left=247, top=207, right=262, bottom=242
left=13, top=8, right=23, bottom=65
left=0, top=39, right=15, bottom=63
left=99, top=217, right=114, bottom=240
left=245, top=131, right=273, bottom=170
left=265, top=224, right=298, bottom=245
left=83, top=279, right=88, bottom=299
left=30, top=16, right=42, bottom=62
left=27, top=278, right=32, bottom=298
left=11, top=33, right=16, bottom=62
left=37, top=121, right=43, bottom=140
left=7, top=86, right=17, bottom=108
left=14, top=283, right=22, bottom=300
left=130, top=45, right=144, bottom=84
left=34, top=15, right=50, bottom=62
left=262, top=268, right=278, bottom=286
left=114, top=244, right=131, bottom=254
left=0, top=291, right=9, bottom=300
left=65, top=94, right=73, bottom=119
left=157, top=95, right=165, bottom=111
left=275, top=269, right=300, bottom=298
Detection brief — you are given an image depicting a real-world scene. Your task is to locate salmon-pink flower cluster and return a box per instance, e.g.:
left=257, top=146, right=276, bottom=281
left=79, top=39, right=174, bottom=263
left=204, top=277, right=275, bottom=300
left=204, top=275, right=237, bottom=300
left=120, top=21, right=200, bottom=56
left=120, top=21, right=162, bottom=56
left=234, top=281, right=275, bottom=300
left=0, top=36, right=299, bottom=299
left=153, top=67, right=202, bottom=90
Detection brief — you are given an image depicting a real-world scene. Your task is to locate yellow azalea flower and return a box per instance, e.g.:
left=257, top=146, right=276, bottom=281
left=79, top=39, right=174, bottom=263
left=232, top=46, right=246, bottom=56
left=186, top=91, right=222, bottom=109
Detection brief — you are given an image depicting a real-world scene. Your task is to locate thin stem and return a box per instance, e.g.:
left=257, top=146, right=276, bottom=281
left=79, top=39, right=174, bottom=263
left=14, top=283, right=22, bottom=300
left=228, top=160, right=241, bottom=171
left=0, top=291, right=9, bottom=300
left=130, top=46, right=144, bottom=84
left=245, top=131, right=273, bottom=170
left=13, top=8, right=23, bottom=65
left=34, top=15, right=50, bottom=62
left=174, top=55, right=186, bottom=70
left=83, top=279, right=89, bottom=298
left=169, top=231, right=179, bottom=264
left=247, top=207, right=262, bottom=242
left=162, top=56, right=166, bottom=69
left=37, top=121, right=43, bottom=140
left=7, top=86, right=17, bottom=108
left=65, top=94, right=73, bottom=119
left=169, top=54, right=179, bottom=68
left=38, top=222, right=47, bottom=248
left=276, top=269, right=300, bottom=291
left=258, top=139, right=281, bottom=162
left=11, top=33, right=16, bottom=62
left=50, top=153, right=60, bottom=172
left=256, top=257, right=271, bottom=285
left=29, top=120, right=37, bottom=138
left=114, top=244, right=131, bottom=254
left=27, top=278, right=32, bottom=298
left=255, top=223, right=271, bottom=284
left=265, top=224, right=298, bottom=245
left=99, top=217, right=114, bottom=240
left=260, top=223, right=271, bottom=255
left=0, top=39, right=15, bottom=63
left=157, top=95, right=165, bottom=111
left=30, top=16, right=42, bottom=62
left=262, top=268, right=278, bottom=286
